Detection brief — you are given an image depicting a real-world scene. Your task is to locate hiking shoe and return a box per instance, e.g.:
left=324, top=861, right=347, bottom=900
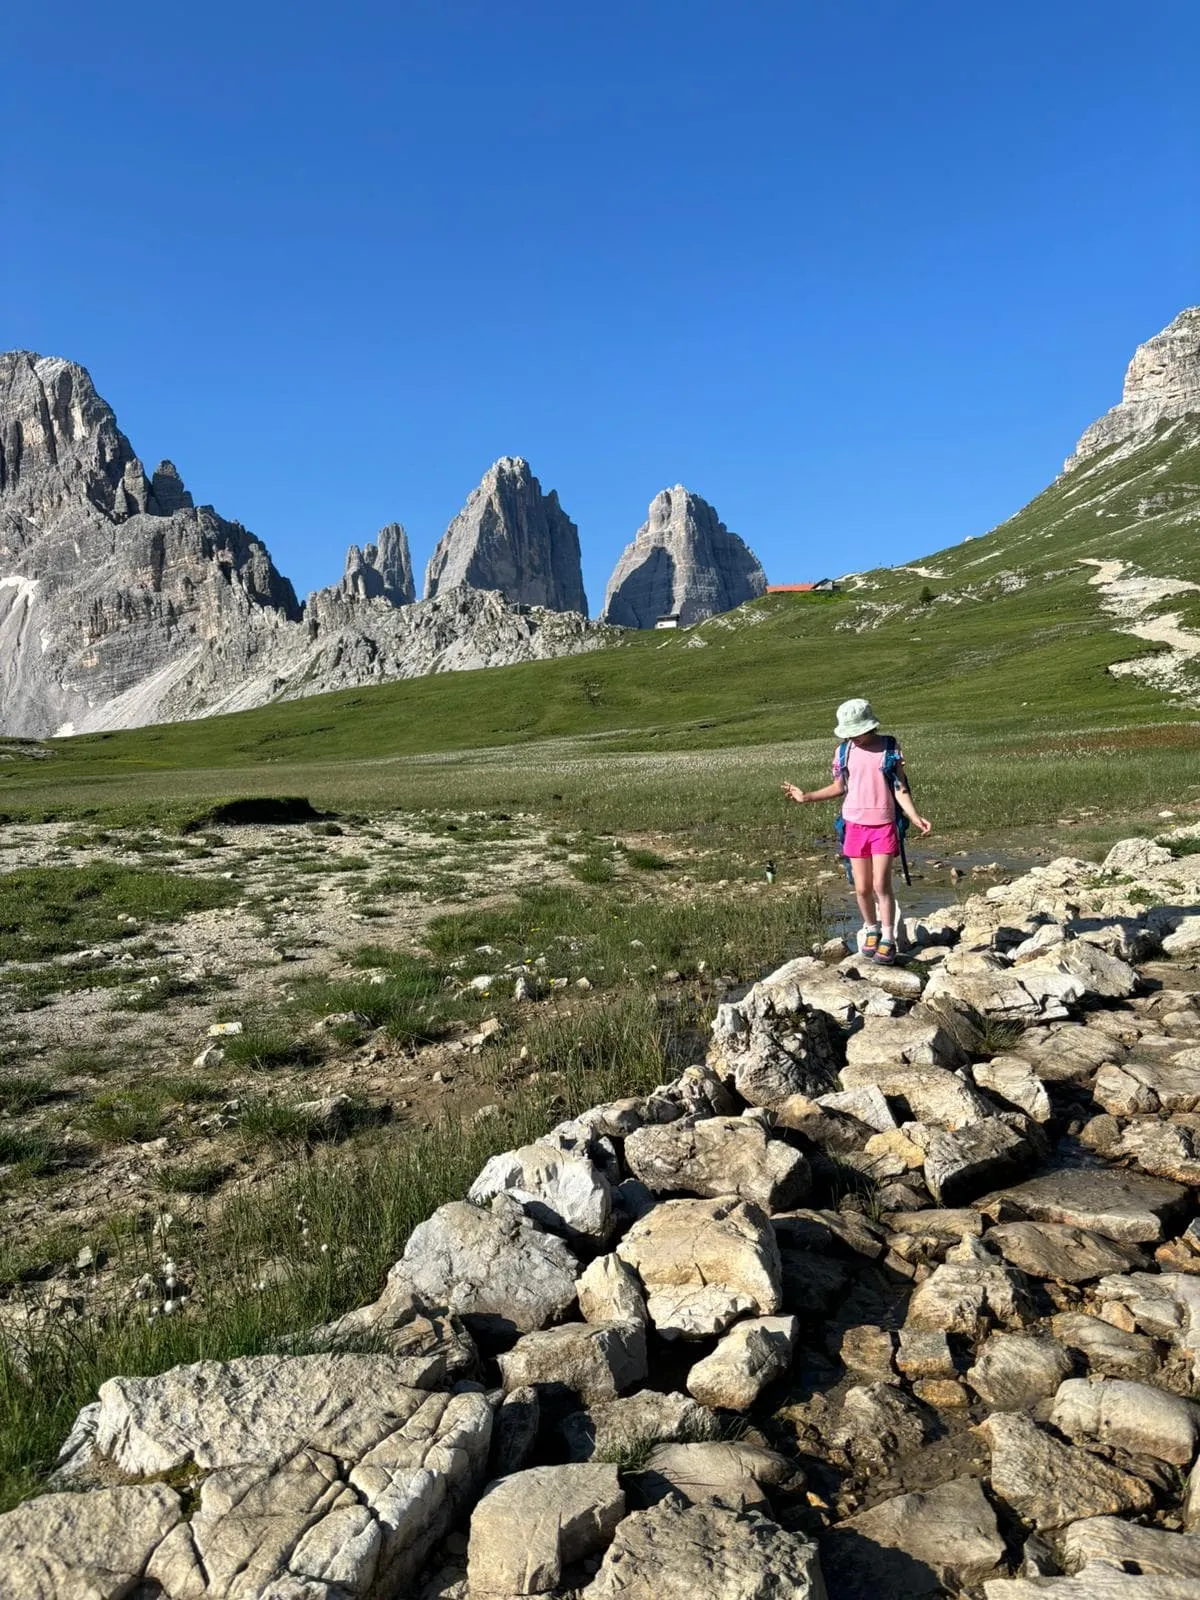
left=861, top=929, right=880, bottom=956
left=874, top=940, right=896, bottom=966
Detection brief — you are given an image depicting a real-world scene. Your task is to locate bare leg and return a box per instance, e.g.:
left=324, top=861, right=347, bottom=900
left=872, top=854, right=896, bottom=937
left=851, top=856, right=877, bottom=926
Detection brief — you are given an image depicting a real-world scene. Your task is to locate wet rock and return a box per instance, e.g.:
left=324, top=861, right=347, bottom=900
left=498, top=1321, right=648, bottom=1403
left=616, top=1198, right=782, bottom=1340
left=1051, top=1376, right=1200, bottom=1465
left=577, top=1254, right=648, bottom=1326
left=829, top=1383, right=933, bottom=1471
left=624, top=1116, right=811, bottom=1211
left=402, top=1200, right=579, bottom=1339
left=686, top=1315, right=797, bottom=1409
left=467, top=1463, right=624, bottom=1595
left=823, top=1475, right=1005, bottom=1598
left=966, top=1332, right=1073, bottom=1408
left=985, top=1220, right=1147, bottom=1283
left=580, top=1497, right=825, bottom=1599
left=980, top=1411, right=1155, bottom=1530
left=905, top=1261, right=1031, bottom=1336
left=468, top=1141, right=613, bottom=1241
left=980, top=1166, right=1186, bottom=1244
left=634, top=1441, right=791, bottom=1511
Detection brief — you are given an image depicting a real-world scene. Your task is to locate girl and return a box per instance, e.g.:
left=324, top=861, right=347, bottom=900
left=782, top=697, right=931, bottom=965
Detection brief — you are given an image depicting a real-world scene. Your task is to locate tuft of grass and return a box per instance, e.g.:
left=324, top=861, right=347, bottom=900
left=157, top=1158, right=229, bottom=1195
left=0, top=865, right=236, bottom=963
left=220, top=1027, right=319, bottom=1073
left=0, top=1127, right=56, bottom=1179
left=624, top=847, right=671, bottom=871
left=0, top=1075, right=56, bottom=1115
left=570, top=853, right=616, bottom=885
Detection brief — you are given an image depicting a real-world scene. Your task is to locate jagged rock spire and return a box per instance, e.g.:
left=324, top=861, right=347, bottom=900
left=339, top=522, right=414, bottom=606
left=424, top=457, right=587, bottom=615
left=601, top=486, right=766, bottom=628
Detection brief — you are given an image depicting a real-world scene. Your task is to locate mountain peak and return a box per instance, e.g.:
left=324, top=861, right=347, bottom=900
left=424, top=459, right=586, bottom=614
left=338, top=522, right=415, bottom=606
left=1066, top=307, right=1200, bottom=471
left=602, top=486, right=766, bottom=627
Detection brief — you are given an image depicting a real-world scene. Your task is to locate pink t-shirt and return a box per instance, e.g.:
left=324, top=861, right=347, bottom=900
left=834, top=741, right=902, bottom=826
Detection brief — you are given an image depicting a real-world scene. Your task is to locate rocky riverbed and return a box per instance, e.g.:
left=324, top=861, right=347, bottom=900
left=5, top=828, right=1200, bottom=1596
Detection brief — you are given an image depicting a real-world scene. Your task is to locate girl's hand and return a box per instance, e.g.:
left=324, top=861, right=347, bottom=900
left=913, top=816, right=933, bottom=836
left=782, top=783, right=806, bottom=804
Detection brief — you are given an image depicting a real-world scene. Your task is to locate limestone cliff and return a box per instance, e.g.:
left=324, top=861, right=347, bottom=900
left=601, top=486, right=766, bottom=628
left=0, top=351, right=300, bottom=737
left=424, top=457, right=587, bottom=614
left=1066, top=307, right=1200, bottom=470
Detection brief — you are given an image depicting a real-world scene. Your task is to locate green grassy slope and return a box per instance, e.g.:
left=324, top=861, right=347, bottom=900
left=0, top=417, right=1197, bottom=827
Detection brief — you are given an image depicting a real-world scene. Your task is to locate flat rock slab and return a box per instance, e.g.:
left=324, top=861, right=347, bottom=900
left=984, top=1571, right=1200, bottom=1598
left=981, top=1412, right=1154, bottom=1530
left=559, top=1393, right=714, bottom=1463
left=624, top=1115, right=811, bottom=1211
left=838, top=1062, right=993, bottom=1129
left=921, top=1117, right=1038, bottom=1206
left=905, top=1262, right=1030, bottom=1336
left=402, top=1199, right=579, bottom=1338
left=1050, top=1312, right=1160, bottom=1379
left=0, top=1483, right=182, bottom=1600
left=823, top=1475, right=1005, bottom=1599
left=1064, top=1516, right=1200, bottom=1578
left=94, top=1353, right=466, bottom=1477
left=979, top=1166, right=1186, bottom=1244
left=468, top=1463, right=624, bottom=1596
left=616, top=1197, right=782, bottom=1340
left=581, top=1497, right=825, bottom=1599
left=985, top=1220, right=1147, bottom=1283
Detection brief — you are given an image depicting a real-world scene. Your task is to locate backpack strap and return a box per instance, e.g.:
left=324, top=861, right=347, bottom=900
left=835, top=740, right=851, bottom=783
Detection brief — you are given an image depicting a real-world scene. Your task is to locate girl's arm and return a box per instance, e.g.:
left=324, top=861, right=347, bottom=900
left=893, top=765, right=932, bottom=834
left=782, top=778, right=845, bottom=804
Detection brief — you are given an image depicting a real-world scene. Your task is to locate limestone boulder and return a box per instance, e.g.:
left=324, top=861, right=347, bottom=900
left=837, top=1062, right=993, bottom=1128
left=686, top=1315, right=797, bottom=1409
left=559, top=1392, right=715, bottom=1463
left=1094, top=1057, right=1200, bottom=1116
left=616, top=1198, right=783, bottom=1340
left=577, top=1254, right=648, bottom=1326
left=635, top=1441, right=791, bottom=1511
left=1115, top=1118, right=1200, bottom=1186
left=0, top=1483, right=182, bottom=1600
left=966, top=1332, right=1072, bottom=1408
left=844, top=1016, right=965, bottom=1071
left=1050, top=1312, right=1160, bottom=1380
left=980, top=1411, right=1154, bottom=1530
left=468, top=1141, right=612, bottom=1241
left=402, top=1200, right=579, bottom=1338
left=580, top=1497, right=825, bottom=1599
left=624, top=1116, right=810, bottom=1211
left=829, top=1383, right=933, bottom=1471
left=467, top=1464, right=624, bottom=1595
left=972, top=1056, right=1052, bottom=1121
left=1051, top=1377, right=1200, bottom=1466
left=708, top=996, right=842, bottom=1107
left=823, top=1475, right=1005, bottom=1598
left=905, top=1261, right=1030, bottom=1336
left=498, top=1321, right=648, bottom=1403
left=918, top=1117, right=1038, bottom=1205
left=1063, top=1516, right=1200, bottom=1579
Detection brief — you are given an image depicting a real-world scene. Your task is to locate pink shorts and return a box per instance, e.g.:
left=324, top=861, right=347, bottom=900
left=843, top=821, right=900, bottom=859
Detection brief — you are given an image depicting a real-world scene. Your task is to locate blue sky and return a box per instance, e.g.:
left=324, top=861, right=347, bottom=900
left=4, top=1, right=1197, bottom=609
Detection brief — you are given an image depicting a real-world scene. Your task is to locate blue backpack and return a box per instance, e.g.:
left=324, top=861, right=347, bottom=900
left=832, top=735, right=913, bottom=886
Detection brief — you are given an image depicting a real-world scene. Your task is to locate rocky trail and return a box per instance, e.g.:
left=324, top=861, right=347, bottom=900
left=5, top=826, right=1200, bottom=1595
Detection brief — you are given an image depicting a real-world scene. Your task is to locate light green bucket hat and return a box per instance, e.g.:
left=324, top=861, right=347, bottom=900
left=834, top=698, right=880, bottom=739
